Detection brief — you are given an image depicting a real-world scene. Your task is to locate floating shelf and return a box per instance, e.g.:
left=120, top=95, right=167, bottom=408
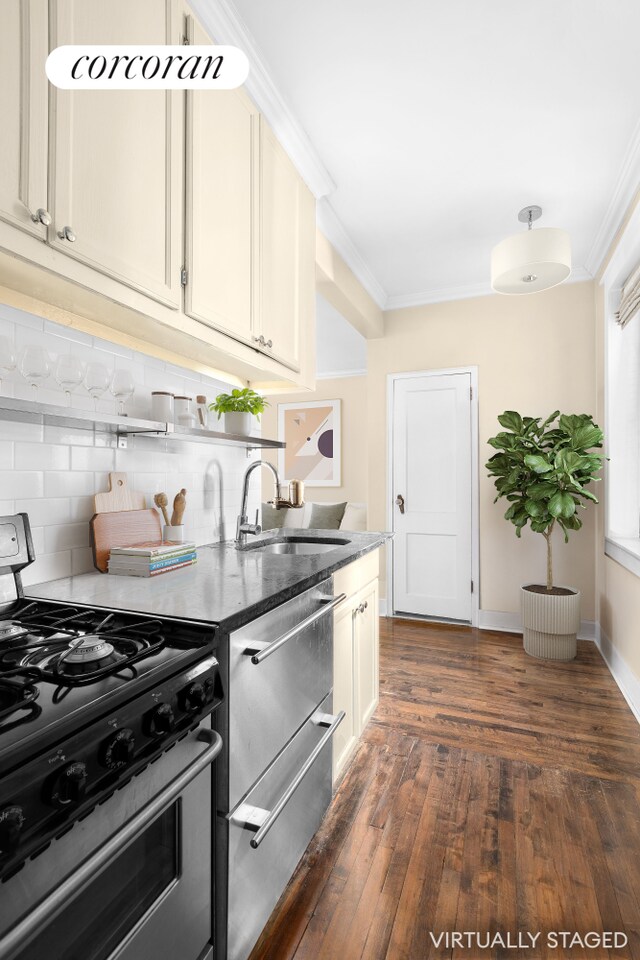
left=0, top=396, right=285, bottom=450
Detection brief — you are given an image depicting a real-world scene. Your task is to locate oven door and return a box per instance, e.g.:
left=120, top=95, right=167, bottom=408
left=0, top=722, right=221, bottom=960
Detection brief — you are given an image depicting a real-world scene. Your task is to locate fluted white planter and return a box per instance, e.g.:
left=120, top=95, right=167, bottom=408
left=520, top=584, right=581, bottom=661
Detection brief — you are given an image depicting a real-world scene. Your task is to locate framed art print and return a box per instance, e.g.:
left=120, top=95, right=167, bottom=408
left=278, top=399, right=341, bottom=486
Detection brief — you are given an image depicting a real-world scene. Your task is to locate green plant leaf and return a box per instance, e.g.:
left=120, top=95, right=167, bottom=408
left=548, top=491, right=576, bottom=519
left=497, top=411, right=524, bottom=434
left=524, top=454, right=552, bottom=474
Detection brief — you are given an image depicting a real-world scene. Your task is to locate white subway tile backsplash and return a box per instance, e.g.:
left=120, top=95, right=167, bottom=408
left=44, top=471, right=96, bottom=498
left=44, top=522, right=90, bottom=553
left=43, top=320, right=93, bottom=346
left=69, top=496, right=95, bottom=522
left=15, top=442, right=69, bottom=471
left=0, top=441, right=13, bottom=468
left=0, top=421, right=43, bottom=442
left=0, top=472, right=44, bottom=499
left=21, top=551, right=72, bottom=586
left=0, top=307, right=261, bottom=585
left=71, top=446, right=115, bottom=471
left=15, top=498, right=71, bottom=527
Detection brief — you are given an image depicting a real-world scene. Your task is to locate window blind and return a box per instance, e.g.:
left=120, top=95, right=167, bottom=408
left=616, top=262, right=640, bottom=328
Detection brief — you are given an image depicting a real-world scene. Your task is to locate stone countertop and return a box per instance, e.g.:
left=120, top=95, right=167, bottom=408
left=27, top=529, right=391, bottom=631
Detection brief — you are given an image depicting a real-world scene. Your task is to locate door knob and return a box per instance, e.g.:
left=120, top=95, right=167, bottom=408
left=57, top=225, right=76, bottom=242
left=30, top=207, right=51, bottom=226
left=395, top=494, right=405, bottom=514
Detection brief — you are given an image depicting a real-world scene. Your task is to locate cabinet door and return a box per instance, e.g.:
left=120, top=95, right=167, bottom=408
left=48, top=0, right=183, bottom=307
left=332, top=600, right=356, bottom=783
left=0, top=0, right=48, bottom=238
left=185, top=17, right=258, bottom=347
left=355, top=579, right=379, bottom=732
left=259, top=120, right=307, bottom=371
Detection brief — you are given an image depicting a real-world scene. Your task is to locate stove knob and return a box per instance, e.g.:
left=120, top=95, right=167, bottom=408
left=45, top=761, right=88, bottom=808
left=61, top=762, right=88, bottom=804
left=181, top=681, right=206, bottom=713
left=0, top=805, right=24, bottom=856
left=101, top=728, right=136, bottom=769
left=146, top=703, right=175, bottom=737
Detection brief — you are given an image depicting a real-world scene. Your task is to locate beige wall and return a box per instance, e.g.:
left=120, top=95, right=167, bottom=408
left=261, top=375, right=368, bottom=507
left=368, top=281, right=598, bottom=612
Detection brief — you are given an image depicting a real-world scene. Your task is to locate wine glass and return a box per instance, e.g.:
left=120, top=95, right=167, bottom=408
left=110, top=369, right=135, bottom=416
left=54, top=354, right=84, bottom=406
left=0, top=336, right=16, bottom=395
left=84, top=362, right=111, bottom=411
left=19, top=345, right=51, bottom=399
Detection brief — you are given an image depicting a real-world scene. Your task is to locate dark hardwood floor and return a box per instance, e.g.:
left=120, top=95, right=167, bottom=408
left=249, top=619, right=640, bottom=960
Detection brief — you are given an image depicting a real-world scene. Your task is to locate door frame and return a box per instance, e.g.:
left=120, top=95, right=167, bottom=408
left=386, top=367, right=480, bottom=627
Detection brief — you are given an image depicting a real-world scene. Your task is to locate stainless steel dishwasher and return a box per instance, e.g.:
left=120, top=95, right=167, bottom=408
left=215, top=577, right=345, bottom=960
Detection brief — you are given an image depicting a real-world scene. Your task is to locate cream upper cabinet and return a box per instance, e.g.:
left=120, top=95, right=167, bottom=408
left=48, top=0, right=184, bottom=307
left=185, top=17, right=258, bottom=347
left=0, top=0, right=49, bottom=239
left=259, top=120, right=312, bottom=372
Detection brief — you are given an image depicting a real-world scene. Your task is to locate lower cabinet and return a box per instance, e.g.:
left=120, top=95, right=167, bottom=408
left=332, top=551, right=380, bottom=784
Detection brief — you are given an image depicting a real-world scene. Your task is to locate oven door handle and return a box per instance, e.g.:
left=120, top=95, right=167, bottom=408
left=230, top=710, right=345, bottom=849
left=0, top=728, right=222, bottom=960
left=244, top=593, right=347, bottom=664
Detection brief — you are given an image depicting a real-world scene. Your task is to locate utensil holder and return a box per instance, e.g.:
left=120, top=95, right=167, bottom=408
left=163, top=524, right=185, bottom=543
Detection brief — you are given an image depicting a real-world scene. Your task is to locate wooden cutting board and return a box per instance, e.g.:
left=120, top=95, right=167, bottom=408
left=91, top=508, right=162, bottom=573
left=94, top=473, right=146, bottom=514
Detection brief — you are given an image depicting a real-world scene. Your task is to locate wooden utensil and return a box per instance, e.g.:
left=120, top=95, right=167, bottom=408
left=170, top=489, right=187, bottom=526
left=154, top=492, right=170, bottom=526
left=90, top=508, right=161, bottom=573
left=95, top=473, right=145, bottom=513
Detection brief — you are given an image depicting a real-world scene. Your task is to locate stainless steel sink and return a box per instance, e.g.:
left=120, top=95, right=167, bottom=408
left=248, top=536, right=350, bottom=556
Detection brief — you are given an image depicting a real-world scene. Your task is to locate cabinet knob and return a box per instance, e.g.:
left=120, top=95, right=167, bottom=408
left=57, top=225, right=76, bottom=242
left=264, top=339, right=273, bottom=349
left=30, top=207, right=51, bottom=226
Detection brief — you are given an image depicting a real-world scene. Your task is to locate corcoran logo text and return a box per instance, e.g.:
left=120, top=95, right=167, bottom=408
left=46, top=45, right=249, bottom=90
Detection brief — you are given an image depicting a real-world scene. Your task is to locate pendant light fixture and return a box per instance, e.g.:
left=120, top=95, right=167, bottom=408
left=491, top=205, right=571, bottom=295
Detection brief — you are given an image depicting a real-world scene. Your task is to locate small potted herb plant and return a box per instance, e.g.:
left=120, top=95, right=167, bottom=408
left=209, top=388, right=270, bottom=436
left=486, top=411, right=604, bottom=660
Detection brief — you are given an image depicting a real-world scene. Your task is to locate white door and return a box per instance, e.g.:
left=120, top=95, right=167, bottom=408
left=392, top=372, right=472, bottom=621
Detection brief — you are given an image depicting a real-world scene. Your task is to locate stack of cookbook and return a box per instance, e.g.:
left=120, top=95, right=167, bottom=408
left=107, top=540, right=198, bottom=577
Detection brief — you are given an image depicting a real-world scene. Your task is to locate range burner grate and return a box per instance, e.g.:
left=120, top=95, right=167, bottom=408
left=0, top=603, right=167, bottom=686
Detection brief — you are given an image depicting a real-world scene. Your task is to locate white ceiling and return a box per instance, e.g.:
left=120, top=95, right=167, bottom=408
left=316, top=294, right=366, bottom=377
left=200, top=0, right=640, bottom=308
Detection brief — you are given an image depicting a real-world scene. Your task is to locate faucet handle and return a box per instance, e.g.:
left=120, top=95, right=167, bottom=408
left=255, top=509, right=261, bottom=531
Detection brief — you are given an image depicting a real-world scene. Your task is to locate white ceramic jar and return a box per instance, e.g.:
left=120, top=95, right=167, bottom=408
left=150, top=391, right=174, bottom=422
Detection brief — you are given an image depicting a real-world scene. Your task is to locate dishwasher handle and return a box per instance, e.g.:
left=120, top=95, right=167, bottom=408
left=230, top=710, right=345, bottom=849
left=244, top=593, right=347, bottom=665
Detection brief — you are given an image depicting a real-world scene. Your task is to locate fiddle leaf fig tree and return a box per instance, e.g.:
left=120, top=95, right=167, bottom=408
left=486, top=411, right=604, bottom=592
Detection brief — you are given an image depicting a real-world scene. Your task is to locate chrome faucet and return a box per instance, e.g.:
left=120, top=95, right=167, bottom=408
left=235, top=460, right=304, bottom=547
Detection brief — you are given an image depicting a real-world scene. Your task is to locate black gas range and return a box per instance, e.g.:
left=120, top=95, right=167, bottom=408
left=0, top=514, right=223, bottom=892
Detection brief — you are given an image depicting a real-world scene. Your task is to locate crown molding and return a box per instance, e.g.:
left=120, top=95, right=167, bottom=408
left=316, top=200, right=388, bottom=309
left=384, top=267, right=593, bottom=311
left=189, top=0, right=335, bottom=199
left=585, top=117, right=640, bottom=278
left=385, top=281, right=492, bottom=310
